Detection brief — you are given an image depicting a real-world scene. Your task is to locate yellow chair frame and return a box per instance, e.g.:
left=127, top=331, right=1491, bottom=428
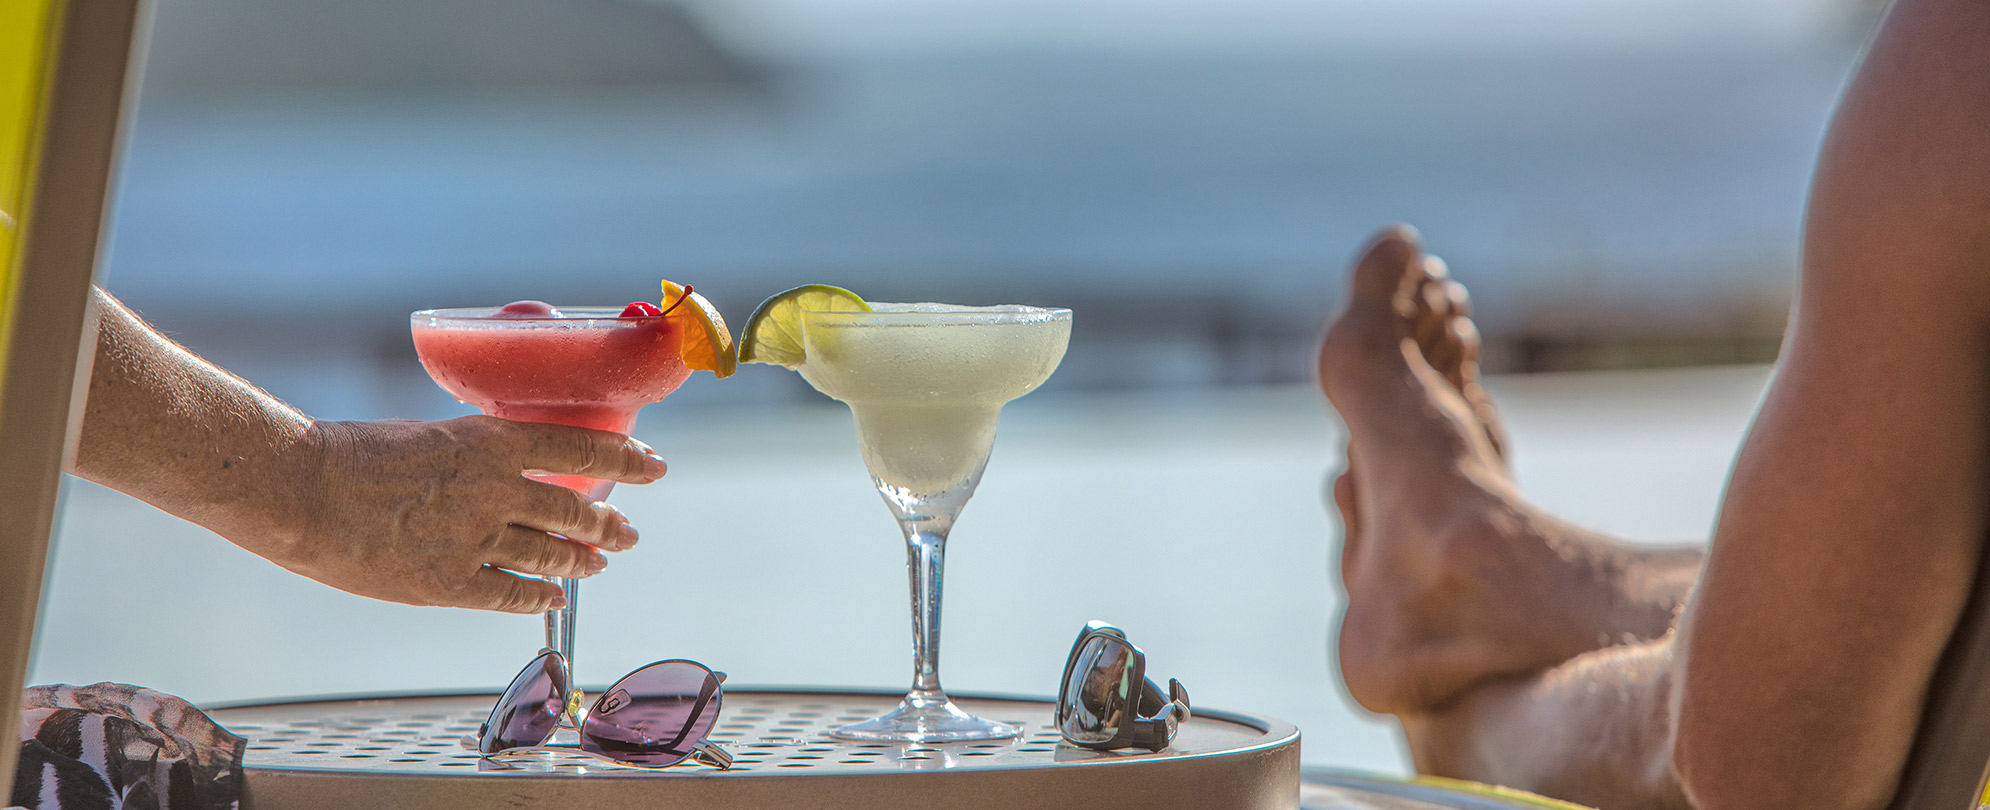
left=0, top=0, right=146, bottom=797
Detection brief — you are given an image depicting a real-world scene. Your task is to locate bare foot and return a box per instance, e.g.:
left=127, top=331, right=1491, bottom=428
left=1320, top=227, right=1685, bottom=718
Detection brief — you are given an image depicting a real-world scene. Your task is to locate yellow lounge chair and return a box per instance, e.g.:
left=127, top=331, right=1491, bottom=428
left=0, top=0, right=145, bottom=795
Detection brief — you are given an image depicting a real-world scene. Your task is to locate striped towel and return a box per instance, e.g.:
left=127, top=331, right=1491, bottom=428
left=9, top=684, right=242, bottom=810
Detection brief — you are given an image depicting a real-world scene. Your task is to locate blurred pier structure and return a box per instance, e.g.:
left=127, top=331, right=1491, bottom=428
left=101, top=0, right=1868, bottom=419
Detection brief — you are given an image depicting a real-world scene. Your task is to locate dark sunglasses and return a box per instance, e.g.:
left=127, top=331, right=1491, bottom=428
left=467, top=650, right=732, bottom=769
left=1055, top=621, right=1191, bottom=752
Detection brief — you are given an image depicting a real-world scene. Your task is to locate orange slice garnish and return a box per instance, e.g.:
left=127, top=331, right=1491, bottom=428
left=660, top=279, right=737, bottom=379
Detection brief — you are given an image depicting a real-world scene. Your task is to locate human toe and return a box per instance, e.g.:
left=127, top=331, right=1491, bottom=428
left=1412, top=274, right=1455, bottom=354
left=1450, top=313, right=1482, bottom=372
left=1416, top=276, right=1482, bottom=391
left=1349, top=225, right=1424, bottom=306
left=1320, top=229, right=1427, bottom=391
left=1426, top=305, right=1472, bottom=382
left=1333, top=467, right=1361, bottom=548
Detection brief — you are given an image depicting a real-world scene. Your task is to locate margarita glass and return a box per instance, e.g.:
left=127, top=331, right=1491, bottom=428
left=798, top=303, right=1072, bottom=742
left=411, top=306, right=691, bottom=691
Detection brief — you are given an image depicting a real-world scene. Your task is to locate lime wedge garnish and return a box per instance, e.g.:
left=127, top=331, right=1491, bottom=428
left=738, top=284, right=870, bottom=368
left=660, top=279, right=737, bottom=379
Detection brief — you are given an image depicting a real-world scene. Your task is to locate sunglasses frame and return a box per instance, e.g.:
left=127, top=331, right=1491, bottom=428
left=469, top=649, right=733, bottom=770
left=1054, top=621, right=1191, bottom=752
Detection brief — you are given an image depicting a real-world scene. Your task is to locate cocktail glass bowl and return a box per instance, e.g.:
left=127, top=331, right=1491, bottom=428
left=797, top=303, right=1072, bottom=743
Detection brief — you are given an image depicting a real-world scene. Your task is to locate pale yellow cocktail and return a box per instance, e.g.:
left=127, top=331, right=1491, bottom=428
left=798, top=303, right=1071, bottom=497
left=777, top=299, right=1071, bottom=742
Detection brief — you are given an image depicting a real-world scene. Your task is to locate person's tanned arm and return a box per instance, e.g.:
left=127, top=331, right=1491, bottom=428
left=71, top=287, right=670, bottom=614
left=1672, top=0, right=1990, bottom=806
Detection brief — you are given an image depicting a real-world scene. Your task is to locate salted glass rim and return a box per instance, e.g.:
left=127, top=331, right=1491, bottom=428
left=411, top=306, right=663, bottom=324
left=798, top=303, right=1071, bottom=323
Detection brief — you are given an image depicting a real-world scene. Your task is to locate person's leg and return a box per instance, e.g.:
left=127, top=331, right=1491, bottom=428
left=1319, top=227, right=1701, bottom=720
left=1322, top=2, right=1990, bottom=805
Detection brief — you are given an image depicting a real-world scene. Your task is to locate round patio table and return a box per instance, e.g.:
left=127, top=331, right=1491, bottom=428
left=212, top=688, right=1295, bottom=810
left=210, top=688, right=1581, bottom=810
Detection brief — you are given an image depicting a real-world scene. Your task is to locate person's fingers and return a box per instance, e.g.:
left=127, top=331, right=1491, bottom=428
left=487, top=524, right=608, bottom=579
left=509, top=479, right=640, bottom=551
left=463, top=566, right=568, bottom=614
left=503, top=420, right=667, bottom=484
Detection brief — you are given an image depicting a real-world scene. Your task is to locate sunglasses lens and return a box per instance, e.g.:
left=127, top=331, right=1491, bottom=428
left=1059, top=635, right=1135, bottom=744
left=579, top=660, right=723, bottom=767
left=480, top=651, right=568, bottom=754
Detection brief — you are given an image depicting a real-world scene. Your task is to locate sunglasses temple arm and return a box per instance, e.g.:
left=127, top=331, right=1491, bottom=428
left=648, top=674, right=725, bottom=753
left=1133, top=678, right=1191, bottom=752
left=1142, top=674, right=1180, bottom=713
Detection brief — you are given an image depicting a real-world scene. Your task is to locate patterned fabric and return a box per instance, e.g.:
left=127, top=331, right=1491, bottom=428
left=9, top=684, right=242, bottom=810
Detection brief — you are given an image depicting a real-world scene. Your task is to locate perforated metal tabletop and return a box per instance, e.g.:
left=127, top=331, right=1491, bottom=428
left=211, top=688, right=1301, bottom=810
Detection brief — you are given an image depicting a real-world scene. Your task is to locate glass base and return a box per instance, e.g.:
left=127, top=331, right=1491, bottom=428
left=827, top=697, right=1021, bottom=743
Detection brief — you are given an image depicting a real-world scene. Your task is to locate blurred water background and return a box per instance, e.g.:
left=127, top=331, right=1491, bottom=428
left=34, top=0, right=1870, bottom=775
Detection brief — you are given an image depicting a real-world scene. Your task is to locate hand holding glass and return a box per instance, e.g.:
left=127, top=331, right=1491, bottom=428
left=411, top=306, right=690, bottom=694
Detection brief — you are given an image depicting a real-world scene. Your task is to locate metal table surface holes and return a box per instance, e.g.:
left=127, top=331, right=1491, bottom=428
left=210, top=690, right=1302, bottom=810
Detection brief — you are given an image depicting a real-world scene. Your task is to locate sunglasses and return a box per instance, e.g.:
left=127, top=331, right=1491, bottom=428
left=467, top=650, right=733, bottom=769
left=1055, top=621, right=1191, bottom=752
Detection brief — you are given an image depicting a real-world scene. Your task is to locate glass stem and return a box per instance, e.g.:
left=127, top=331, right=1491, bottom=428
left=545, top=577, right=578, bottom=683
left=904, top=527, right=949, bottom=707
left=544, top=476, right=607, bottom=724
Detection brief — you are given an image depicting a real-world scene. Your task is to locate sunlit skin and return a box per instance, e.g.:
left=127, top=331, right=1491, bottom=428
left=68, top=287, right=669, bottom=614
left=1320, top=1, right=1990, bottom=808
